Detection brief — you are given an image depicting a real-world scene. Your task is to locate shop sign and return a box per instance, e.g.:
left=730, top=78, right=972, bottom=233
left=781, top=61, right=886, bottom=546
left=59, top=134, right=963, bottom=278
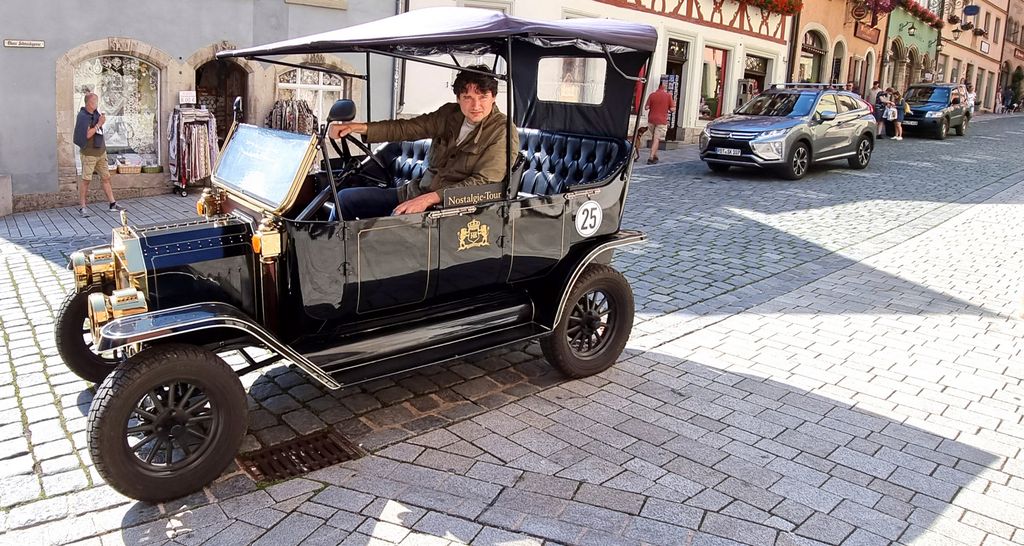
left=980, top=41, right=990, bottom=54
left=851, top=2, right=870, bottom=21
left=179, top=91, right=197, bottom=105
left=854, top=22, right=880, bottom=44
left=3, top=39, right=44, bottom=48
left=1015, top=48, right=1024, bottom=61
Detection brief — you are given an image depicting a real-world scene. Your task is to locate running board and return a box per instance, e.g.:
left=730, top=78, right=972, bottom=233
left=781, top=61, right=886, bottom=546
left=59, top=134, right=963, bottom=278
left=328, top=322, right=550, bottom=387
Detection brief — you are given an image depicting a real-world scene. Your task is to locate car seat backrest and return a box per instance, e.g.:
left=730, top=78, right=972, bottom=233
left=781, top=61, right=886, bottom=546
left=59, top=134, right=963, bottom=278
left=373, top=129, right=630, bottom=196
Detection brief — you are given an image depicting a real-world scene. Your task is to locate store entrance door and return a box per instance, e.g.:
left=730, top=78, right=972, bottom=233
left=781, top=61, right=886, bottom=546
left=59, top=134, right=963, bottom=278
left=195, top=60, right=247, bottom=146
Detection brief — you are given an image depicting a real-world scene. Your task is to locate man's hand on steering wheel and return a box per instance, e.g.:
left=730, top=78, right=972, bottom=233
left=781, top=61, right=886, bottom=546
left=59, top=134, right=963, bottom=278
left=393, top=192, right=441, bottom=215
left=328, top=122, right=367, bottom=140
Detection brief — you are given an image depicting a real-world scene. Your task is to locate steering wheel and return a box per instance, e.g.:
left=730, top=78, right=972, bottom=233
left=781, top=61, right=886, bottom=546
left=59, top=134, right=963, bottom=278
left=330, top=134, right=391, bottom=188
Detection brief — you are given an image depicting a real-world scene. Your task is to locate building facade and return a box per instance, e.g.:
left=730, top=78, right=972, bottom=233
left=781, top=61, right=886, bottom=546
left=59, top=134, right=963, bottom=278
left=936, top=0, right=1009, bottom=110
left=880, top=3, right=941, bottom=92
left=790, top=0, right=886, bottom=96
left=999, top=0, right=1024, bottom=103
left=0, top=0, right=396, bottom=212
left=400, top=0, right=791, bottom=143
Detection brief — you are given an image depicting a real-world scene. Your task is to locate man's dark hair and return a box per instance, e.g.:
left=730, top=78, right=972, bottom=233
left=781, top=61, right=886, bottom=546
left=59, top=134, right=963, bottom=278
left=453, top=65, right=499, bottom=97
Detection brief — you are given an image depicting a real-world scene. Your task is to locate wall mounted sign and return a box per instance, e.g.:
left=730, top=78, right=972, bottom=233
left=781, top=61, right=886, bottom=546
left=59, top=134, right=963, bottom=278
left=3, top=39, right=44, bottom=48
left=980, top=41, right=990, bottom=54
left=855, top=22, right=881, bottom=44
left=178, top=90, right=197, bottom=105
left=1015, top=48, right=1024, bottom=61
left=851, top=2, right=870, bottom=21
left=963, top=5, right=980, bottom=16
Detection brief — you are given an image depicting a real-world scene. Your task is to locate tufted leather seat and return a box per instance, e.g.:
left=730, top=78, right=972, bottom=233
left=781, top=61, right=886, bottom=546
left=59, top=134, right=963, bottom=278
left=375, top=139, right=432, bottom=188
left=373, top=129, right=630, bottom=196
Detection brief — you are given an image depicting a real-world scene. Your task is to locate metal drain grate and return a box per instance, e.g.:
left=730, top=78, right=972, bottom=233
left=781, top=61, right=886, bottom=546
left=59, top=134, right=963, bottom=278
left=236, top=429, right=365, bottom=482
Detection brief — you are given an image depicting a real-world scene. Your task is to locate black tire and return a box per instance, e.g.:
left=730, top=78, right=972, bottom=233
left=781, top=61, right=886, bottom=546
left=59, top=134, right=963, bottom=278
left=88, top=344, right=247, bottom=502
left=847, top=136, right=873, bottom=169
left=180, top=189, right=189, bottom=197
left=541, top=264, right=634, bottom=378
left=707, top=162, right=730, bottom=173
left=955, top=117, right=968, bottom=136
left=779, top=142, right=810, bottom=180
left=935, top=119, right=949, bottom=140
left=55, top=288, right=123, bottom=383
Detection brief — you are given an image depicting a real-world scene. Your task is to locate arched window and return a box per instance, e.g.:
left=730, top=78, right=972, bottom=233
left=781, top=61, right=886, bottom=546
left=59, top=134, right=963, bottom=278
left=73, top=55, right=160, bottom=164
left=276, top=67, right=349, bottom=124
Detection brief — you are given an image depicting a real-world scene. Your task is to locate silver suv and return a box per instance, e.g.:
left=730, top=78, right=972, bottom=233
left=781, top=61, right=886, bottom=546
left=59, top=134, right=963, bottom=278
left=699, top=85, right=877, bottom=180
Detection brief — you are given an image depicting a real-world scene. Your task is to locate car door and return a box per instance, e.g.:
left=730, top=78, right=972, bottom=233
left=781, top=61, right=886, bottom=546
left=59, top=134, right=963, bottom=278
left=434, top=200, right=506, bottom=297
left=349, top=213, right=437, bottom=314
left=834, top=95, right=864, bottom=154
left=949, top=88, right=964, bottom=125
left=809, top=93, right=842, bottom=159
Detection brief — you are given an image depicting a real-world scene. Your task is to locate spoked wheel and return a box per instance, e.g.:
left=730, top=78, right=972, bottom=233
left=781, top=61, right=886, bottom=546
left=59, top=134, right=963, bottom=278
left=88, top=344, right=247, bottom=502
left=541, top=264, right=634, bottom=378
left=55, top=288, right=126, bottom=383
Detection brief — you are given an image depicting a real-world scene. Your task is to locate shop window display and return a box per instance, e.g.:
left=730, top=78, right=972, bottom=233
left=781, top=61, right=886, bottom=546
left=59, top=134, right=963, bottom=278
left=276, top=67, right=350, bottom=125
left=700, top=47, right=728, bottom=120
left=73, top=55, right=160, bottom=171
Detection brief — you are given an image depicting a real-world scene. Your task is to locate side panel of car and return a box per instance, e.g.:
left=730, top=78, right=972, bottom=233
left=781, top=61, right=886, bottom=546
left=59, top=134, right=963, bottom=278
left=138, top=220, right=258, bottom=318
left=809, top=94, right=841, bottom=159
left=436, top=202, right=506, bottom=297
left=352, top=214, right=436, bottom=313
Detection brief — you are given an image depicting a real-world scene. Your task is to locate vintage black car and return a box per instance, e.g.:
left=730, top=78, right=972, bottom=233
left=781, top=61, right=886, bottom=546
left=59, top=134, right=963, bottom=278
left=56, top=8, right=656, bottom=502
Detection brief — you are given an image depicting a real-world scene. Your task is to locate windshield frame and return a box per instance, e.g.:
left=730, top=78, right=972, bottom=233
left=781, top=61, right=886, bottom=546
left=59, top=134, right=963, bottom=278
left=212, top=123, right=319, bottom=214
left=735, top=92, right=817, bottom=117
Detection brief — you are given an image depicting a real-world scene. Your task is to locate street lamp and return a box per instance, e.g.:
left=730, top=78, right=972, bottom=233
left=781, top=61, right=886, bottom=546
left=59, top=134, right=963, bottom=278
left=952, top=26, right=963, bottom=40
left=900, top=22, right=917, bottom=36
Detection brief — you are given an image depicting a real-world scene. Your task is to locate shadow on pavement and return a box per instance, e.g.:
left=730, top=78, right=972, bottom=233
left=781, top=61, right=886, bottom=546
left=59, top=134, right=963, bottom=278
left=110, top=352, right=1006, bottom=545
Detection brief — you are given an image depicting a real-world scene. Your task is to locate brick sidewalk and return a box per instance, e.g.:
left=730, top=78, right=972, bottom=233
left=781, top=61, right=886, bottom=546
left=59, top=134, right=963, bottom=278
left=2, top=114, right=1024, bottom=545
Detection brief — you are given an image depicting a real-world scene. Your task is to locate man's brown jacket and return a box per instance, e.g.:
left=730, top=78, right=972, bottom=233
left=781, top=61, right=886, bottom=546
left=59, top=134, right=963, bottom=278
left=365, top=103, right=520, bottom=202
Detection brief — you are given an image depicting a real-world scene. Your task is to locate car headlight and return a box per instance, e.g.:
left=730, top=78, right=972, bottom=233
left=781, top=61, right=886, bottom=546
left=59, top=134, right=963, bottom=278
left=750, top=141, right=784, bottom=161
left=699, top=125, right=711, bottom=151
left=925, top=111, right=943, bottom=118
left=757, top=127, right=792, bottom=139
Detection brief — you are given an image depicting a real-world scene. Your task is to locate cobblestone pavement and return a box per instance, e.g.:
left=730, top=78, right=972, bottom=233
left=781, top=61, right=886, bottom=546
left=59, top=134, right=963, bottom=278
left=2, top=114, right=1024, bottom=545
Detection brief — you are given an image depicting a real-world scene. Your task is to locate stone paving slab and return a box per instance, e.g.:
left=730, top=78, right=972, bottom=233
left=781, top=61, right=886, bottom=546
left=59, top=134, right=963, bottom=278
left=1, top=115, right=1024, bottom=545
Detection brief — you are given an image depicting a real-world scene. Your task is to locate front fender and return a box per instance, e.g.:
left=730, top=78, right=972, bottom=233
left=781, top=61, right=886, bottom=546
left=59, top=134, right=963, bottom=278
left=97, top=302, right=339, bottom=389
left=527, top=230, right=645, bottom=329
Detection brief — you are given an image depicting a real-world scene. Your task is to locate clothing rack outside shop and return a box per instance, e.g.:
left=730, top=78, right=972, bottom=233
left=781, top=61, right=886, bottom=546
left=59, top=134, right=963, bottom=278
left=168, top=105, right=218, bottom=196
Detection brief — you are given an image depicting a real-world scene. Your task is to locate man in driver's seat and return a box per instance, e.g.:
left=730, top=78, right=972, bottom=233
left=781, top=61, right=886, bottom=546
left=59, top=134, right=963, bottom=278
left=329, top=65, right=519, bottom=219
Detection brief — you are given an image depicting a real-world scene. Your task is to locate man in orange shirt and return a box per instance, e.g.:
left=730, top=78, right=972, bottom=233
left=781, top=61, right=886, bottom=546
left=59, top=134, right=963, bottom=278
left=644, top=81, right=676, bottom=164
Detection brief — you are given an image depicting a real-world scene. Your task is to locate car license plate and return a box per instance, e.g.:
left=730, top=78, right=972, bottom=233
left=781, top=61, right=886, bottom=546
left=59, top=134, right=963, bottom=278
left=903, top=120, right=918, bottom=126
left=715, top=147, right=741, bottom=156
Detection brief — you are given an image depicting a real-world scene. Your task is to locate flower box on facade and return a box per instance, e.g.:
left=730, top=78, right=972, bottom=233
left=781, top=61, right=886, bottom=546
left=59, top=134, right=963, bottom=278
left=973, top=27, right=987, bottom=36
left=961, top=21, right=975, bottom=31
left=947, top=14, right=960, bottom=24
left=742, top=0, right=802, bottom=16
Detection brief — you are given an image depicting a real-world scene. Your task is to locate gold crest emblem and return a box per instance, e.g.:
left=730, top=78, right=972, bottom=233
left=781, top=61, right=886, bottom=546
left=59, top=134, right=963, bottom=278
left=458, top=219, right=490, bottom=251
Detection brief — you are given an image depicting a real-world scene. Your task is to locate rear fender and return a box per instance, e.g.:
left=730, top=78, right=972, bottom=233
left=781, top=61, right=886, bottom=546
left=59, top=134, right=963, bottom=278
left=96, top=302, right=339, bottom=389
left=527, top=230, right=645, bottom=329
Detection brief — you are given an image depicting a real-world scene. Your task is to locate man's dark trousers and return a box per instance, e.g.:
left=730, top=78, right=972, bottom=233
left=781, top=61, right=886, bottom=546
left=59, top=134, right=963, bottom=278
left=337, top=187, right=401, bottom=220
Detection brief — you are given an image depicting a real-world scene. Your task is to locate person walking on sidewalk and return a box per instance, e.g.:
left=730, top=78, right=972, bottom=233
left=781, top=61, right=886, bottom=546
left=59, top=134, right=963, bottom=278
left=644, top=81, right=675, bottom=164
left=72, top=92, right=125, bottom=217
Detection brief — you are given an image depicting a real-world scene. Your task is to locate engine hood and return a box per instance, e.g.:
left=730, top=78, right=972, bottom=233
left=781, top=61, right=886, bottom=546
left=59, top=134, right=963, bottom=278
left=708, top=115, right=804, bottom=132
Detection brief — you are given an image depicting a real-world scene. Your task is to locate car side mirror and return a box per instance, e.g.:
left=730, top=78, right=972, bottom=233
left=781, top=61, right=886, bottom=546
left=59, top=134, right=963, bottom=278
left=818, top=110, right=837, bottom=122
left=328, top=99, right=357, bottom=123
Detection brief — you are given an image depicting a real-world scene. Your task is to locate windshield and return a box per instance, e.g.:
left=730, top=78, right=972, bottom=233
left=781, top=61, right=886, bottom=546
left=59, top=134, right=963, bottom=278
left=735, top=93, right=817, bottom=117
left=214, top=124, right=316, bottom=210
left=906, top=87, right=950, bottom=103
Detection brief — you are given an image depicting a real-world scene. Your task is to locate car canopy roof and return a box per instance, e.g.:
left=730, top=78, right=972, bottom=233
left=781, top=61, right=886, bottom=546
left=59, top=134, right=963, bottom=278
left=218, top=7, right=656, bottom=138
left=216, top=7, right=657, bottom=57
